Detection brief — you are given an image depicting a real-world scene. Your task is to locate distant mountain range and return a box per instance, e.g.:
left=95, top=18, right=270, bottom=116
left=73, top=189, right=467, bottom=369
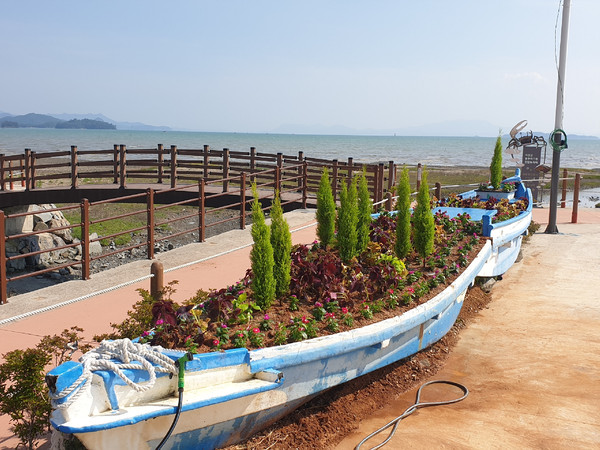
left=0, top=111, right=171, bottom=131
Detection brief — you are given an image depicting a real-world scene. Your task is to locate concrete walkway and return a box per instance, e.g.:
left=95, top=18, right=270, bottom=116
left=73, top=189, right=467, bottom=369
left=336, top=207, right=600, bottom=449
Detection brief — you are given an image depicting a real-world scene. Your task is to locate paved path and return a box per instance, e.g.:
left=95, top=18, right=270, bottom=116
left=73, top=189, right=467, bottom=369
left=336, top=207, right=600, bottom=449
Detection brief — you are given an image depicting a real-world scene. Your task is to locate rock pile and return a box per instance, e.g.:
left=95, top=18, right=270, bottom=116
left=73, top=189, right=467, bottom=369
left=4, top=204, right=102, bottom=274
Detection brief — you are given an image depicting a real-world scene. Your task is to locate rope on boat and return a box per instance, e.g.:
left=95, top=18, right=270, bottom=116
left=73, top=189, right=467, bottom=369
left=355, top=380, right=469, bottom=450
left=49, top=338, right=177, bottom=409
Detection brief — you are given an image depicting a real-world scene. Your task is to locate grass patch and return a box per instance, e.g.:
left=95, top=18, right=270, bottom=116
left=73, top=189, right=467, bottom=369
left=61, top=203, right=192, bottom=246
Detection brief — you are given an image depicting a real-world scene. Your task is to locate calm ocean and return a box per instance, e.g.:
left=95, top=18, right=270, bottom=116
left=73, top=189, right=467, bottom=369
left=0, top=128, right=599, bottom=169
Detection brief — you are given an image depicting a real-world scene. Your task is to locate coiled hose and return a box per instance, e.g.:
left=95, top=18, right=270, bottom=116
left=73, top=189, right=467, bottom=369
left=355, top=380, right=469, bottom=450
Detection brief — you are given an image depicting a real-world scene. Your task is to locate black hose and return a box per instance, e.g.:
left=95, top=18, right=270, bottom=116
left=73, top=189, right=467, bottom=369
left=156, top=387, right=184, bottom=450
left=355, top=380, right=469, bottom=450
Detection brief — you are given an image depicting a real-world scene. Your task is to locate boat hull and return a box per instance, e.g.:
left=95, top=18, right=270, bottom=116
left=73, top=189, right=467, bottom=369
left=49, top=242, right=492, bottom=450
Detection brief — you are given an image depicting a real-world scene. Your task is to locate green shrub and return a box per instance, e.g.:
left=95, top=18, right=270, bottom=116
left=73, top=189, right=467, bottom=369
left=413, top=168, right=435, bottom=264
left=250, top=184, right=276, bottom=309
left=316, top=168, right=336, bottom=246
left=337, top=178, right=358, bottom=262
left=0, top=327, right=89, bottom=450
left=490, top=134, right=503, bottom=190
left=356, top=171, right=372, bottom=254
left=270, top=191, right=292, bottom=297
left=395, top=166, right=413, bottom=259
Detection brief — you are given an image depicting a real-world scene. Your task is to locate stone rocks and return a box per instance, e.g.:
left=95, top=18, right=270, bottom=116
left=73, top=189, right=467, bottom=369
left=3, top=204, right=99, bottom=273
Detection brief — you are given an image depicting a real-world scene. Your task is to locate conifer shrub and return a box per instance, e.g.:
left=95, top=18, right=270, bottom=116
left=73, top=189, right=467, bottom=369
left=270, top=191, right=292, bottom=297
left=250, top=184, right=276, bottom=309
left=395, top=166, right=413, bottom=259
left=356, top=170, right=372, bottom=254
left=413, top=168, right=435, bottom=264
left=316, top=168, right=336, bottom=246
left=337, top=178, right=358, bottom=262
left=490, top=134, right=503, bottom=190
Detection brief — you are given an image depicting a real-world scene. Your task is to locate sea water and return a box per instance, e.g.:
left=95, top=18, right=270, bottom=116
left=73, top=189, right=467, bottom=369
left=1, top=128, right=599, bottom=169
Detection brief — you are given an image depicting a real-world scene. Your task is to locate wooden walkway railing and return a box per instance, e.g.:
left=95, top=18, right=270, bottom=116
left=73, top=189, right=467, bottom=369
left=0, top=145, right=395, bottom=204
left=0, top=146, right=397, bottom=305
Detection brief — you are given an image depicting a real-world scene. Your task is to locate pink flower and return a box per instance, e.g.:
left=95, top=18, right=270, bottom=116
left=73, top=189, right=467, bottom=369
left=252, top=328, right=260, bottom=334
left=142, top=331, right=150, bottom=337
left=325, top=312, right=335, bottom=319
left=264, top=314, right=270, bottom=320
left=315, top=302, right=323, bottom=308
left=156, top=319, right=164, bottom=326
left=341, top=307, right=349, bottom=314
left=221, top=323, right=228, bottom=329
left=212, top=339, right=220, bottom=346
left=301, top=316, right=310, bottom=324
left=407, top=287, right=415, bottom=294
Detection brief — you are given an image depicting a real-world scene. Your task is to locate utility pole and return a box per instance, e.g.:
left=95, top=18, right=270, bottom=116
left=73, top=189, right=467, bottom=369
left=545, top=0, right=571, bottom=234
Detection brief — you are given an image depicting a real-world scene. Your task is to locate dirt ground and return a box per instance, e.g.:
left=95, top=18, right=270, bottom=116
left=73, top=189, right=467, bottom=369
left=224, top=285, right=492, bottom=450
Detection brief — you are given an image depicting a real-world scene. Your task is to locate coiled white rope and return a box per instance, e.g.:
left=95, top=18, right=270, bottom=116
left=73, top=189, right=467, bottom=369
left=49, top=338, right=177, bottom=409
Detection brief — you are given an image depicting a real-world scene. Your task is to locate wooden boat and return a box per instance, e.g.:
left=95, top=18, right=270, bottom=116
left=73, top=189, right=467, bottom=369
left=46, top=171, right=532, bottom=449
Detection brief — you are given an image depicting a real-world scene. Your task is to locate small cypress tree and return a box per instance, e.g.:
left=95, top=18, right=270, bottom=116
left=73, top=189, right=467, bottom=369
left=413, top=168, right=435, bottom=264
left=490, top=134, right=503, bottom=190
left=270, top=191, right=292, bottom=297
left=337, top=178, right=358, bottom=262
left=316, top=168, right=336, bottom=246
left=250, top=184, right=276, bottom=309
left=395, top=167, right=412, bottom=259
left=356, top=170, right=372, bottom=254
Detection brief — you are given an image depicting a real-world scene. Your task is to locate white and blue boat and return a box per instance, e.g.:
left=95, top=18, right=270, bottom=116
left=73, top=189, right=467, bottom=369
left=46, top=171, right=532, bottom=449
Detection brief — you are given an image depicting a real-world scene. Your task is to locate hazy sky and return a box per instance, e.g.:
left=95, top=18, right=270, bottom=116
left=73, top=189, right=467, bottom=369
left=2, top=0, right=598, bottom=136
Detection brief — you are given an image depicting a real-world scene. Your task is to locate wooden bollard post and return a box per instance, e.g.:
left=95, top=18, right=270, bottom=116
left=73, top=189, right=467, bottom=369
left=157, top=144, right=164, bottom=184
left=435, top=182, right=442, bottom=201
left=571, top=173, right=581, bottom=224
left=151, top=261, right=164, bottom=300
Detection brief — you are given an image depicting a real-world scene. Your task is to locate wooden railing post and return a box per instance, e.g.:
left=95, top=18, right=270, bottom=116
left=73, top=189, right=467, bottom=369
left=561, top=168, right=568, bottom=208
left=276, top=152, right=283, bottom=193
left=24, top=148, right=32, bottom=190
left=198, top=179, right=206, bottom=242
left=157, top=144, right=164, bottom=184
left=113, top=145, right=119, bottom=184
left=386, top=191, right=393, bottom=211
left=250, top=147, right=257, bottom=183
left=223, top=148, right=230, bottom=192
left=203, top=145, right=210, bottom=179
left=18, top=157, right=24, bottom=188
left=372, top=165, right=379, bottom=204
left=435, top=182, right=442, bottom=201
left=170, top=145, right=177, bottom=188
left=9, top=160, right=14, bottom=190
left=332, top=160, right=339, bottom=202
left=30, top=151, right=37, bottom=190
left=571, top=173, right=581, bottom=224
left=388, top=161, right=395, bottom=192
left=378, top=163, right=385, bottom=205
left=302, top=162, right=308, bottom=208
left=240, top=172, right=246, bottom=229
left=70, top=146, right=79, bottom=189
left=119, top=145, right=127, bottom=188
left=297, top=151, right=304, bottom=189
left=416, top=163, right=422, bottom=191
left=0, top=210, right=7, bottom=304
left=147, top=188, right=155, bottom=259
left=347, top=157, right=354, bottom=183
left=0, top=154, right=5, bottom=191
left=150, top=261, right=164, bottom=300
left=81, top=199, right=90, bottom=280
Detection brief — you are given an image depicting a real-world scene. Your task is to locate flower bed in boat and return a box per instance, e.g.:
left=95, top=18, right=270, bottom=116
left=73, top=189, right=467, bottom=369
left=96, top=212, right=485, bottom=353
left=436, top=194, right=529, bottom=223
